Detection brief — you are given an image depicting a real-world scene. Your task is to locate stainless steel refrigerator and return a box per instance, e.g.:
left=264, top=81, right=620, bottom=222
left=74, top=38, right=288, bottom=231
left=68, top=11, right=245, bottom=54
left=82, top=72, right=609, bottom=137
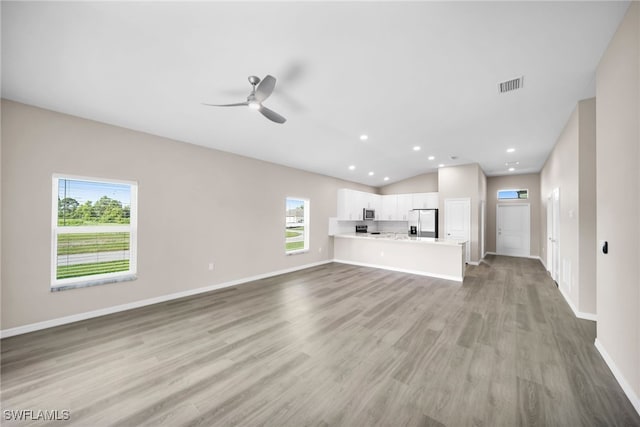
left=408, top=209, right=438, bottom=238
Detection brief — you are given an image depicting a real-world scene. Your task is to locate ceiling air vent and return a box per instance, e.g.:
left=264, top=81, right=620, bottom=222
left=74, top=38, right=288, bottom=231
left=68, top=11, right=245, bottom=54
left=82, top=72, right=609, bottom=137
left=498, top=76, right=524, bottom=94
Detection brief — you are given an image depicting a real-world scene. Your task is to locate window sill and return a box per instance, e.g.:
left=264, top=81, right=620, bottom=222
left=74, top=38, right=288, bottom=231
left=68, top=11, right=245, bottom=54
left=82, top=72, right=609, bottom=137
left=286, top=249, right=309, bottom=256
left=51, top=274, right=137, bottom=292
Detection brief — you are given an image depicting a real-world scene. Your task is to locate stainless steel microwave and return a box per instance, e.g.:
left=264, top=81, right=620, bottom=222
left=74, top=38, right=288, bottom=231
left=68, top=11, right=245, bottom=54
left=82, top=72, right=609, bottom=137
left=363, top=208, right=375, bottom=220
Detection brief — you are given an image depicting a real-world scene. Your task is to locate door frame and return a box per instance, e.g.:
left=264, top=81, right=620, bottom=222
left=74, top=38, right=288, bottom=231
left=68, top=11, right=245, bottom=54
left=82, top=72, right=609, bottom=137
left=496, top=203, right=531, bottom=257
left=549, top=188, right=560, bottom=282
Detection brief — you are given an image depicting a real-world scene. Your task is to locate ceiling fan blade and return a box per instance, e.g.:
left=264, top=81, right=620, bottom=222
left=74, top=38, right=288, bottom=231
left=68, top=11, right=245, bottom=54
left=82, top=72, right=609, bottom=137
left=201, top=102, right=248, bottom=107
left=255, top=75, right=276, bottom=102
left=259, top=106, right=286, bottom=124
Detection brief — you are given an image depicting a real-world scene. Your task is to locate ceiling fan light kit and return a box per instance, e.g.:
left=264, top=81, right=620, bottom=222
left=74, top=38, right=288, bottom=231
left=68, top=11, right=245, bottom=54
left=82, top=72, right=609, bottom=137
left=203, top=75, right=287, bottom=124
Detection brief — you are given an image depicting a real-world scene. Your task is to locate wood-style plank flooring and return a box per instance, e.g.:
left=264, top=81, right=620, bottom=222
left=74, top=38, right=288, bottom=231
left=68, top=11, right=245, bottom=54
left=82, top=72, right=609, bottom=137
left=2, top=256, right=639, bottom=426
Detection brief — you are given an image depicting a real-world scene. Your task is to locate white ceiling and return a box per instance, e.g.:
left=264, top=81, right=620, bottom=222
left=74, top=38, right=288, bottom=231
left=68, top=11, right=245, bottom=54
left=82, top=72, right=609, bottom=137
left=1, top=1, right=630, bottom=186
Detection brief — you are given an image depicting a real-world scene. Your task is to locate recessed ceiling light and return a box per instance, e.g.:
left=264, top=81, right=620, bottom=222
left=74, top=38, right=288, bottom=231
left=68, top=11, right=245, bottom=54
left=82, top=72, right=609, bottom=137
left=368, top=171, right=374, bottom=176
left=507, top=148, right=515, bottom=153
left=360, top=134, right=368, bottom=141
left=428, top=156, right=435, bottom=160
left=413, top=146, right=421, bottom=151
left=348, top=165, right=356, bottom=171
left=438, top=164, right=445, bottom=168
left=383, top=176, right=389, bottom=181
left=508, top=167, right=515, bottom=172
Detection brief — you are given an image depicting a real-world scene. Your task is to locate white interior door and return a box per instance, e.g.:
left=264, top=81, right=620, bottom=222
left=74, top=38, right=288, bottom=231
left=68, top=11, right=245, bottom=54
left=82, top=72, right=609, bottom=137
left=480, top=201, right=486, bottom=259
left=496, top=204, right=530, bottom=257
left=550, top=188, right=560, bottom=282
left=444, top=198, right=471, bottom=262
left=547, top=196, right=553, bottom=272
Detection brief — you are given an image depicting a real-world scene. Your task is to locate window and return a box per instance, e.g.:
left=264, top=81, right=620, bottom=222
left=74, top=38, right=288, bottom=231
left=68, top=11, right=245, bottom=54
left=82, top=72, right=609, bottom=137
left=52, top=175, right=137, bottom=291
left=497, top=189, right=528, bottom=200
left=285, top=197, right=309, bottom=254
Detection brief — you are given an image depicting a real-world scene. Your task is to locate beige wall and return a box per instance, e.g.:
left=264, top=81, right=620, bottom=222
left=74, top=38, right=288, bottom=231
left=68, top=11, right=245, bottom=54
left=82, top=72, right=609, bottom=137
left=595, top=1, right=639, bottom=404
left=0, top=100, right=375, bottom=330
left=486, top=174, right=541, bottom=257
left=540, top=98, right=597, bottom=316
left=578, top=99, right=597, bottom=314
left=438, top=163, right=485, bottom=263
left=378, top=172, right=438, bottom=195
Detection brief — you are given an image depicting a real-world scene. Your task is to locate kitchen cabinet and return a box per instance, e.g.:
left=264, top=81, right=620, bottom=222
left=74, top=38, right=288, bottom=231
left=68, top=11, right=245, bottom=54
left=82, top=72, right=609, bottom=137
left=337, top=189, right=380, bottom=220
left=338, top=189, right=438, bottom=221
left=363, top=192, right=380, bottom=213
left=380, top=195, right=397, bottom=220
left=412, top=192, right=439, bottom=209
left=396, top=194, right=413, bottom=221
left=337, top=189, right=361, bottom=220
left=379, top=194, right=411, bottom=221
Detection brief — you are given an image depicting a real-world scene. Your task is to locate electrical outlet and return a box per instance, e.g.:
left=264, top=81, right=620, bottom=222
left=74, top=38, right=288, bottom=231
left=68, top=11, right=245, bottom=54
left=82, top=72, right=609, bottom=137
left=208, top=262, right=214, bottom=271
left=318, top=247, right=322, bottom=253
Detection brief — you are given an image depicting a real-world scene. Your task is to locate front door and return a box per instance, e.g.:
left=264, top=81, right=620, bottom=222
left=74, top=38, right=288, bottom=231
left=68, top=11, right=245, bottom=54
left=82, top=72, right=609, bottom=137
left=496, top=204, right=530, bottom=257
left=444, top=198, right=471, bottom=262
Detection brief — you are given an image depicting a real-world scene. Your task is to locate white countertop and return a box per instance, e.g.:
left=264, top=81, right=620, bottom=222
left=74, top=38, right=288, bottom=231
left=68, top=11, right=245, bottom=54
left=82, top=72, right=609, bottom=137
left=334, top=233, right=467, bottom=247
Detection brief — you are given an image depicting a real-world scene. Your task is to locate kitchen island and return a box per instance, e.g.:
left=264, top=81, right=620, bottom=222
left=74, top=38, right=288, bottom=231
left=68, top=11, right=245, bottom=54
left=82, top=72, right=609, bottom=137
left=333, top=233, right=467, bottom=282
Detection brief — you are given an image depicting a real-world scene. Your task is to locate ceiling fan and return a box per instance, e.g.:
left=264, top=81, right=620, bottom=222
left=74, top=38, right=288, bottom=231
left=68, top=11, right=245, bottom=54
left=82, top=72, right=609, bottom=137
left=203, top=75, right=286, bottom=124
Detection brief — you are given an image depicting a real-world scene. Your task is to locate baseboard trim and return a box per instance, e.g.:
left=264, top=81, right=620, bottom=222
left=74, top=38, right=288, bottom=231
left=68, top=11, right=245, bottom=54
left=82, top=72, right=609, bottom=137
left=557, top=285, right=597, bottom=321
left=0, top=260, right=333, bottom=339
left=332, top=259, right=463, bottom=283
left=467, top=261, right=480, bottom=266
left=594, top=338, right=640, bottom=417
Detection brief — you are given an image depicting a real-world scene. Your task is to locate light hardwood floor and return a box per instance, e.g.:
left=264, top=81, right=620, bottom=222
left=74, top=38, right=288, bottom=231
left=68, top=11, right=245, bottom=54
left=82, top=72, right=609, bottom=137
left=2, top=256, right=639, bottom=426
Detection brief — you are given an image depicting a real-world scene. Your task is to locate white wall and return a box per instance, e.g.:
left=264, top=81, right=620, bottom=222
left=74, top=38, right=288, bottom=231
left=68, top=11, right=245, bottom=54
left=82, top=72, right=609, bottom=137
left=595, top=1, right=639, bottom=410
left=0, top=100, right=375, bottom=330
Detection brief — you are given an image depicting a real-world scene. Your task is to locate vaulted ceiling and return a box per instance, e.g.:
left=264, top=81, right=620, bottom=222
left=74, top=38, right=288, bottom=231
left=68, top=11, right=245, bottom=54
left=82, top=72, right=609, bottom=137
left=1, top=1, right=629, bottom=185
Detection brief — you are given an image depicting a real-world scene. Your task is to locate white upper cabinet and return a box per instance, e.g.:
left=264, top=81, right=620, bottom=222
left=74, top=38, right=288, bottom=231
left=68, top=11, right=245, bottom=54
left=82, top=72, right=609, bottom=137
left=412, top=192, right=439, bottom=209
left=363, top=192, right=380, bottom=211
left=337, top=189, right=381, bottom=221
left=338, top=189, right=438, bottom=221
left=337, top=189, right=358, bottom=220
left=396, top=194, right=413, bottom=221
left=379, top=194, right=411, bottom=221
left=380, top=195, right=397, bottom=220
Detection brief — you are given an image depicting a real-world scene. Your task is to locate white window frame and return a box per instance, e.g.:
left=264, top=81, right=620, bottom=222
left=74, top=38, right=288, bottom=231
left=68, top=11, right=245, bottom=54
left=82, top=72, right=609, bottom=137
left=285, top=197, right=310, bottom=255
left=51, top=174, right=138, bottom=291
